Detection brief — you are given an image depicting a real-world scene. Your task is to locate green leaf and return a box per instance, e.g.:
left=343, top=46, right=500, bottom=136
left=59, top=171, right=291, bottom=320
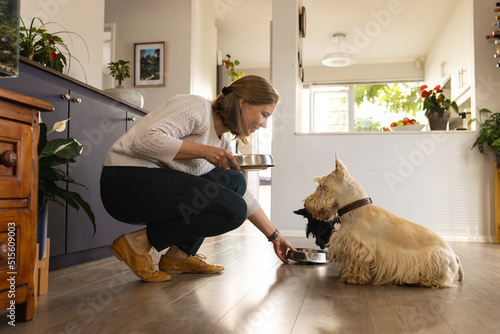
left=57, top=189, right=96, bottom=235
left=41, top=138, right=83, bottom=158
left=39, top=154, right=76, bottom=168
left=39, top=166, right=66, bottom=182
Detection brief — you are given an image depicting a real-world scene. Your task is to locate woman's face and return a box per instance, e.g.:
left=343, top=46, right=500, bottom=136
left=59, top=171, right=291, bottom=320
left=240, top=99, right=275, bottom=136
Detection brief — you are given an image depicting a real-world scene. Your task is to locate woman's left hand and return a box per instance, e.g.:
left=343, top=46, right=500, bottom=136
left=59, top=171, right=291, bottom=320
left=271, top=235, right=296, bottom=264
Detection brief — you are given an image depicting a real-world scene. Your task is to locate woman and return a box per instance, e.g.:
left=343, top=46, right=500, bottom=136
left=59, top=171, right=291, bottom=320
left=100, top=75, right=295, bottom=282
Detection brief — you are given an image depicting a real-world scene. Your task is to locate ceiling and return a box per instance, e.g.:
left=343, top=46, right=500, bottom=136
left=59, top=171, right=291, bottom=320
left=215, top=0, right=457, bottom=69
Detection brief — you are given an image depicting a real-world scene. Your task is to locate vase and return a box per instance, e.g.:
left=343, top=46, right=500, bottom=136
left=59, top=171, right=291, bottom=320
left=37, top=198, right=49, bottom=260
left=427, top=111, right=451, bottom=130
left=103, top=88, right=144, bottom=109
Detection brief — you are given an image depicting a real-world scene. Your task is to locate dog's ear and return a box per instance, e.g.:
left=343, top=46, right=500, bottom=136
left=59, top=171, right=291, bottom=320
left=312, top=176, right=322, bottom=184
left=334, top=153, right=348, bottom=173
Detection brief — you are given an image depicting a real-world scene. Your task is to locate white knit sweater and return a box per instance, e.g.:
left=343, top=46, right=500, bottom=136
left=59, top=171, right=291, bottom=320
left=103, top=94, right=260, bottom=216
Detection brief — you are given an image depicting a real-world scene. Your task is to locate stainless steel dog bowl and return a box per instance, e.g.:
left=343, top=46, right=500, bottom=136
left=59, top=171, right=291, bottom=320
left=287, top=248, right=329, bottom=264
left=231, top=154, right=275, bottom=171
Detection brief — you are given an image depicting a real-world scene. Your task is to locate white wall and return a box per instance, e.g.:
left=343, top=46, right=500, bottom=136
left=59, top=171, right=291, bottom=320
left=20, top=0, right=105, bottom=88
left=270, top=0, right=304, bottom=235
left=105, top=0, right=193, bottom=111
left=191, top=0, right=218, bottom=100
left=270, top=0, right=496, bottom=242
left=105, top=0, right=218, bottom=110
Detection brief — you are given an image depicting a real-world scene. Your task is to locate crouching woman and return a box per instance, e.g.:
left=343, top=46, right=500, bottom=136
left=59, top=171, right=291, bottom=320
left=100, top=75, right=296, bottom=282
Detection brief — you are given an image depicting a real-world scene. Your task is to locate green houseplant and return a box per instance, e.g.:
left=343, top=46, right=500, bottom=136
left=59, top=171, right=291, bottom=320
left=471, top=108, right=500, bottom=160
left=107, top=60, right=131, bottom=88
left=222, top=54, right=245, bottom=79
left=19, top=17, right=88, bottom=80
left=420, top=84, right=458, bottom=130
left=38, top=118, right=95, bottom=234
left=104, top=59, right=144, bottom=108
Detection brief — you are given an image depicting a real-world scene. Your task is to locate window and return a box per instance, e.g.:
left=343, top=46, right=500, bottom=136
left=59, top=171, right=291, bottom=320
left=299, top=81, right=425, bottom=133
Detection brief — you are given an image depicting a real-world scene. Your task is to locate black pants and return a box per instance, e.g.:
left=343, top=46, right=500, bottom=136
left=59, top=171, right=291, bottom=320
left=100, top=166, right=247, bottom=255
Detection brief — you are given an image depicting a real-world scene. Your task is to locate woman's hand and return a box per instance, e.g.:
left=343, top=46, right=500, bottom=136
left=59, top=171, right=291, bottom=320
left=271, top=235, right=296, bottom=264
left=203, top=146, right=240, bottom=171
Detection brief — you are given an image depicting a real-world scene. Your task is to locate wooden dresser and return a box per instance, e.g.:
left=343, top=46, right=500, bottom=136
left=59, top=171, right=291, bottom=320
left=0, top=88, right=52, bottom=322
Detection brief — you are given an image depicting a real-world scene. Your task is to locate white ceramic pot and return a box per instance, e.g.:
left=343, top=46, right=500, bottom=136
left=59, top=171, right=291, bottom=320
left=103, top=88, right=144, bottom=109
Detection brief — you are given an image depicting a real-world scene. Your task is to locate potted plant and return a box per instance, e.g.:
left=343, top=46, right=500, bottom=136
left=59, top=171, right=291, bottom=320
left=18, top=17, right=88, bottom=81
left=222, top=54, right=245, bottom=79
left=103, top=60, right=144, bottom=108
left=420, top=84, right=458, bottom=130
left=38, top=118, right=95, bottom=258
left=107, top=60, right=131, bottom=88
left=470, top=108, right=500, bottom=166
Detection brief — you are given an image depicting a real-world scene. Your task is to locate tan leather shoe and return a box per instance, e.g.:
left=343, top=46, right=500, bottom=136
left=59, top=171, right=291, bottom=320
left=159, top=254, right=224, bottom=274
left=110, top=235, right=171, bottom=282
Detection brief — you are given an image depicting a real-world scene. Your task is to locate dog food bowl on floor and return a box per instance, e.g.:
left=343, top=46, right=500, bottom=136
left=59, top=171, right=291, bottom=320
left=231, top=154, right=275, bottom=171
left=287, top=248, right=329, bottom=264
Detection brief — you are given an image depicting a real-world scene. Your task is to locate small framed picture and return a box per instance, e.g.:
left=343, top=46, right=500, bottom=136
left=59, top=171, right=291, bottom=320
left=134, top=42, right=166, bottom=87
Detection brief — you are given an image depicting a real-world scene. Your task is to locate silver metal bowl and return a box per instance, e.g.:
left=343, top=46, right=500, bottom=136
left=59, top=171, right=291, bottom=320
left=287, top=248, right=329, bottom=264
left=231, top=154, right=274, bottom=171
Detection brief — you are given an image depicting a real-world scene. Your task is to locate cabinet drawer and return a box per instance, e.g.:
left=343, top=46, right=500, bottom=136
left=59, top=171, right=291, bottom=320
left=0, top=118, right=32, bottom=199
left=0, top=209, right=30, bottom=291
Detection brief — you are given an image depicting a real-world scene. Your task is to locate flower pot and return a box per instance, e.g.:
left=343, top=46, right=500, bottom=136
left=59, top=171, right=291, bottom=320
left=103, top=88, right=144, bottom=108
left=37, top=198, right=49, bottom=260
left=427, top=111, right=451, bottom=130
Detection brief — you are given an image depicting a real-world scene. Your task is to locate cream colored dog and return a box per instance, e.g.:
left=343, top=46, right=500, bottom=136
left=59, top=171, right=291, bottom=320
left=303, top=153, right=463, bottom=288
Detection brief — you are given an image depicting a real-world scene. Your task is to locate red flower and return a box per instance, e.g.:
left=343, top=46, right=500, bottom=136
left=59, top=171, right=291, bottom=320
left=421, top=91, right=429, bottom=98
left=436, top=99, right=441, bottom=103
left=420, top=85, right=428, bottom=91
left=51, top=52, right=57, bottom=60
left=48, top=38, right=55, bottom=45
left=433, top=85, right=441, bottom=91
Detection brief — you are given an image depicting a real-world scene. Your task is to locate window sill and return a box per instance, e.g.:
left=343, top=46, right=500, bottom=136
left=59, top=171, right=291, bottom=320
left=294, top=130, right=475, bottom=136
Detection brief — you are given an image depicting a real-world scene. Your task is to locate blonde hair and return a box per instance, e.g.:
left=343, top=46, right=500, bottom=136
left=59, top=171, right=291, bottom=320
left=212, top=75, right=279, bottom=143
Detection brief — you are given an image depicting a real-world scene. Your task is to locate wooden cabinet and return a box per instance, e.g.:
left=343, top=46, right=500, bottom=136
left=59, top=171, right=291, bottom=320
left=0, top=58, right=146, bottom=269
left=0, top=88, right=52, bottom=322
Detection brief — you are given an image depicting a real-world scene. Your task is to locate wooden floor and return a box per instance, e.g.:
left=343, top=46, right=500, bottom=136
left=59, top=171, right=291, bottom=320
left=2, top=222, right=500, bottom=334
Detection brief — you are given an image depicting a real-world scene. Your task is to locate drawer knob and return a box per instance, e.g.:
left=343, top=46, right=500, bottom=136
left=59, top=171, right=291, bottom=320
left=0, top=242, right=6, bottom=261
left=61, top=93, right=71, bottom=100
left=73, top=97, right=82, bottom=104
left=0, top=150, right=16, bottom=167
left=128, top=116, right=136, bottom=122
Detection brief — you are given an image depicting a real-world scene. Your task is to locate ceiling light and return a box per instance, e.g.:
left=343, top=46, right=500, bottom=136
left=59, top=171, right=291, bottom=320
left=322, top=34, right=356, bottom=67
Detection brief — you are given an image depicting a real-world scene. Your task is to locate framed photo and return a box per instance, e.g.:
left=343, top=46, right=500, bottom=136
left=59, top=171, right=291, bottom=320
left=134, top=42, right=166, bottom=87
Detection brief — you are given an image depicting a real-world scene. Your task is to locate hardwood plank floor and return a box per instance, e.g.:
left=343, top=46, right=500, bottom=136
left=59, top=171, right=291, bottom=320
left=1, top=222, right=500, bottom=334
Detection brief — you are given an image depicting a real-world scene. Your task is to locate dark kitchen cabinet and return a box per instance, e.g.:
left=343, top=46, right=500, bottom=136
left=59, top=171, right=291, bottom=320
left=66, top=87, right=133, bottom=253
left=0, top=58, right=146, bottom=269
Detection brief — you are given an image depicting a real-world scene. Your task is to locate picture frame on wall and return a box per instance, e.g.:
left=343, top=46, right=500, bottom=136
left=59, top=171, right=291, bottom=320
left=134, top=42, right=166, bottom=87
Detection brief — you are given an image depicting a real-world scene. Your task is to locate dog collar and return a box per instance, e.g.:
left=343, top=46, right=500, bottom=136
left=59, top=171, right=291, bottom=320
left=337, top=197, right=372, bottom=217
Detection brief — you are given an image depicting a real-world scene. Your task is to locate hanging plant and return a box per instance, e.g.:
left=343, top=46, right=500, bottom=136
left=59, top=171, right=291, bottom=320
left=222, top=54, right=245, bottom=79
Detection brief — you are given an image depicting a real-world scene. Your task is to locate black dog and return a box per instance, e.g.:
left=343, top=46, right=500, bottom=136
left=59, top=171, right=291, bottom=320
left=293, top=208, right=336, bottom=249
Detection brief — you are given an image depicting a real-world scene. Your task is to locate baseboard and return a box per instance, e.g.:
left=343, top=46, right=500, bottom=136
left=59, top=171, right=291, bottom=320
left=49, top=246, right=111, bottom=271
